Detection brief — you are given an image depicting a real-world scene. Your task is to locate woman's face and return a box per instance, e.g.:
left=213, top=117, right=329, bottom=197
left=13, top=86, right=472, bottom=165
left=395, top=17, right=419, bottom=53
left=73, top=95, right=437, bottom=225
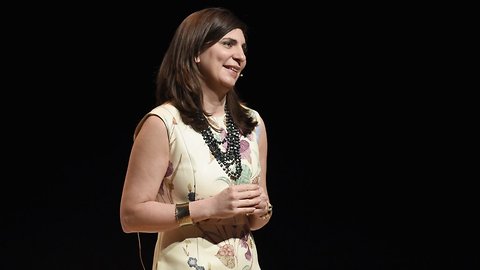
left=197, top=28, right=247, bottom=91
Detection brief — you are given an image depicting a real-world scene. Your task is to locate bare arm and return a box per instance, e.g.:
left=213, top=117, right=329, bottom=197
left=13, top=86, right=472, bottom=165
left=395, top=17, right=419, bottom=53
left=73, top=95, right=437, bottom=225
left=120, top=115, right=264, bottom=233
left=247, top=114, right=272, bottom=230
left=120, top=115, right=177, bottom=233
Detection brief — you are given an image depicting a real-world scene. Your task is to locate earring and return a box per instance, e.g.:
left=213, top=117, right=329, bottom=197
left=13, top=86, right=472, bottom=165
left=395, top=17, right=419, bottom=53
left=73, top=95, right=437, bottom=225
left=194, top=57, right=200, bottom=63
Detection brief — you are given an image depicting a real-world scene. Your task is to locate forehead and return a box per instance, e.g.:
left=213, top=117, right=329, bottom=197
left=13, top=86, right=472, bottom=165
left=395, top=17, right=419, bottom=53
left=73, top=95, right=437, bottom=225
left=221, top=28, right=246, bottom=44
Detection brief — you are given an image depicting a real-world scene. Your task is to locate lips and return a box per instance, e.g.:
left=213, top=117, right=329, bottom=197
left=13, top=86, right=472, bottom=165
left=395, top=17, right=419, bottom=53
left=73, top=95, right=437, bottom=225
left=224, top=65, right=240, bottom=74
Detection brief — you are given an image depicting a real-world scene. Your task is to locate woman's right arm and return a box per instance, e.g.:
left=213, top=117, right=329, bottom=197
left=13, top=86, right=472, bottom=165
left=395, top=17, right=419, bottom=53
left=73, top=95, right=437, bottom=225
left=120, top=115, right=263, bottom=232
left=120, top=115, right=179, bottom=233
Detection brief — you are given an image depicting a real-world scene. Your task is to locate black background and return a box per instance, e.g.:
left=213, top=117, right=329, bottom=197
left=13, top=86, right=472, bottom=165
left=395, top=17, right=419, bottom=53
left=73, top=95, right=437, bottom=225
left=2, top=1, right=477, bottom=269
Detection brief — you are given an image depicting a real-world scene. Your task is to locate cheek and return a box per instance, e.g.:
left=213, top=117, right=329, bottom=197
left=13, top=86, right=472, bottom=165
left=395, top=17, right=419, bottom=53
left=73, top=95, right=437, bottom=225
left=215, top=50, right=231, bottom=61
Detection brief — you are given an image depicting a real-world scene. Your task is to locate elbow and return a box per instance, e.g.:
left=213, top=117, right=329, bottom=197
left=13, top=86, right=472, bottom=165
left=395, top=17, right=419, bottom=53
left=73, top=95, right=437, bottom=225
left=120, top=209, right=136, bottom=233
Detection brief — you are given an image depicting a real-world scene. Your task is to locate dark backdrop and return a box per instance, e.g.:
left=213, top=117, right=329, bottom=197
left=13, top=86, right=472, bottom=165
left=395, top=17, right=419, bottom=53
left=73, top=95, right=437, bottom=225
left=3, top=1, right=477, bottom=269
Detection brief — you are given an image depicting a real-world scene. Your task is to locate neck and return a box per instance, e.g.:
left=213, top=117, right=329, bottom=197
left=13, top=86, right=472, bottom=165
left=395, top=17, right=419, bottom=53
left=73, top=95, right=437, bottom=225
left=203, top=97, right=227, bottom=117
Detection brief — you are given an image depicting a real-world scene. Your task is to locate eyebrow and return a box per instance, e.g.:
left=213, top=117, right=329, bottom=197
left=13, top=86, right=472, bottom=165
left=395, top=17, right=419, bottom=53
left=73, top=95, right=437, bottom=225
left=221, top=37, right=248, bottom=51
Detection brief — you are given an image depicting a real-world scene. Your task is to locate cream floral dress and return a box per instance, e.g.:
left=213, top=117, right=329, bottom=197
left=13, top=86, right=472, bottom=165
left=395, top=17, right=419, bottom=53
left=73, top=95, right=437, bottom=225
left=134, top=103, right=263, bottom=270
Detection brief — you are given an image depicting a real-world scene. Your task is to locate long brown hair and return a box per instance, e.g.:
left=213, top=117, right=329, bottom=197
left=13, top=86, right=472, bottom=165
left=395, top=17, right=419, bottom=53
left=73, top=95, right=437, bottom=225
left=155, top=7, right=257, bottom=135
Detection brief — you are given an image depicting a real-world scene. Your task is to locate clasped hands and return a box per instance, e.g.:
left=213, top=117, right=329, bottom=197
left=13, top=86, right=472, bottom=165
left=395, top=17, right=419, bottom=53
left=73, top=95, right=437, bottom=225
left=211, top=183, right=270, bottom=220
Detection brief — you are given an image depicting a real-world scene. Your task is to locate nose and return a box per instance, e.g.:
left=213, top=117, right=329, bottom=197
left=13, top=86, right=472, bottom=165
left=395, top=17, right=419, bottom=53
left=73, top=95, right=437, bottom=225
left=233, top=47, right=246, bottom=63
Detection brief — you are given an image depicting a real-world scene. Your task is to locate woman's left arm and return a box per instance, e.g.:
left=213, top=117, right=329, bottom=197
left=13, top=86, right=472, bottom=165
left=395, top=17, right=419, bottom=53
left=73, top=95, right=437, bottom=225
left=248, top=114, right=273, bottom=230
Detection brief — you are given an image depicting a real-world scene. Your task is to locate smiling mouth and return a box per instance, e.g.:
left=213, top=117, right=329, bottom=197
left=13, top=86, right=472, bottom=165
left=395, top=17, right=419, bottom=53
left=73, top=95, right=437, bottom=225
left=225, top=66, right=240, bottom=74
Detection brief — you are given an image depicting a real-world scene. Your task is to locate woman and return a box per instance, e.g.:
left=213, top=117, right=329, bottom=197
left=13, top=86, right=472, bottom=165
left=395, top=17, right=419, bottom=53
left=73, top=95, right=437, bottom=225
left=120, top=7, right=272, bottom=270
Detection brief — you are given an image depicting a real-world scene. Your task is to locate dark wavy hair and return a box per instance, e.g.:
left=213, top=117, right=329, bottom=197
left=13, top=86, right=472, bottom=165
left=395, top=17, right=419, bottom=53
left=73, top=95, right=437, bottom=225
left=155, top=7, right=257, bottom=135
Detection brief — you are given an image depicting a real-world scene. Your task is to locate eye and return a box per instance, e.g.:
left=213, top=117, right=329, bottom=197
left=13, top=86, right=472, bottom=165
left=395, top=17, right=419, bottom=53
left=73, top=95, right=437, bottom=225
left=221, top=40, right=234, bottom=48
left=219, top=38, right=247, bottom=55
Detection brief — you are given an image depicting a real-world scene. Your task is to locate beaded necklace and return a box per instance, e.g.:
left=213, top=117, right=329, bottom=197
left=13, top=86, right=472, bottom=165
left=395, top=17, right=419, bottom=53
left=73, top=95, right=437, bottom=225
left=200, top=108, right=242, bottom=181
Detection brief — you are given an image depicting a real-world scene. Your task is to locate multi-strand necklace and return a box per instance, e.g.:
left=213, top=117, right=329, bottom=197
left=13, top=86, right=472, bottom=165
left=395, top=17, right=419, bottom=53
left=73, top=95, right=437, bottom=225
left=200, top=108, right=242, bottom=181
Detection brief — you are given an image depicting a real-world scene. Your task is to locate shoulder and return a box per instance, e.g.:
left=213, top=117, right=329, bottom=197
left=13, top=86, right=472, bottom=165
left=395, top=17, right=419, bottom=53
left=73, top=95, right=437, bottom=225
left=133, top=103, right=180, bottom=139
left=241, top=105, right=265, bottom=140
left=150, top=103, right=179, bottom=119
left=241, top=104, right=261, bottom=122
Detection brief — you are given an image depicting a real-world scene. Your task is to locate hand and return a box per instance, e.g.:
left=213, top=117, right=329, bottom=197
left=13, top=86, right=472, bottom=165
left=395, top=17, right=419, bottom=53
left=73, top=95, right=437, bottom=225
left=209, top=184, right=262, bottom=219
left=250, top=186, right=270, bottom=219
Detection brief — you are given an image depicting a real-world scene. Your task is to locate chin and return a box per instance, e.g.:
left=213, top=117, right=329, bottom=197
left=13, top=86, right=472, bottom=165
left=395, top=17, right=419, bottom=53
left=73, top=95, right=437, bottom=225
left=221, top=79, right=237, bottom=89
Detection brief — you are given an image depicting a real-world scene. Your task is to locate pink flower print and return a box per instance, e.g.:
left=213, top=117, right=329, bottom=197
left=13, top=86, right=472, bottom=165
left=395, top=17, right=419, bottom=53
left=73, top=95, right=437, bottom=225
left=240, top=139, right=251, bottom=163
left=215, top=243, right=235, bottom=268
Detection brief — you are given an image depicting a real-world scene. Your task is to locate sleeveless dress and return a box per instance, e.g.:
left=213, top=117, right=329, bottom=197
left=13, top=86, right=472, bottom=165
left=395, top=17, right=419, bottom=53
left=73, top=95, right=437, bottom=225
left=134, top=103, right=263, bottom=270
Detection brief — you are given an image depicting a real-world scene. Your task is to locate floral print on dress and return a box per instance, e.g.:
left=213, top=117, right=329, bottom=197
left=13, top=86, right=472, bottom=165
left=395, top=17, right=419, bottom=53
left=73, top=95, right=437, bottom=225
left=145, top=104, right=262, bottom=269
left=240, top=139, right=252, bottom=163
left=216, top=243, right=236, bottom=268
left=214, top=231, right=255, bottom=269
left=158, top=160, right=175, bottom=203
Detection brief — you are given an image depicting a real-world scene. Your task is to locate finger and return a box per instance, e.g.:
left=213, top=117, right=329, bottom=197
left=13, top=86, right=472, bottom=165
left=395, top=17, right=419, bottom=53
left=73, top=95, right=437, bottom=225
left=238, top=189, right=261, bottom=200
left=238, top=197, right=261, bottom=208
left=245, top=208, right=256, bottom=216
left=236, top=184, right=260, bottom=192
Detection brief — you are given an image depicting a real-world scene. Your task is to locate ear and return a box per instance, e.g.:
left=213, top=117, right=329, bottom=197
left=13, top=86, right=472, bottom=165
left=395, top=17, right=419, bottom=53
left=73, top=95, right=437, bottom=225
left=194, top=57, right=200, bottom=63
